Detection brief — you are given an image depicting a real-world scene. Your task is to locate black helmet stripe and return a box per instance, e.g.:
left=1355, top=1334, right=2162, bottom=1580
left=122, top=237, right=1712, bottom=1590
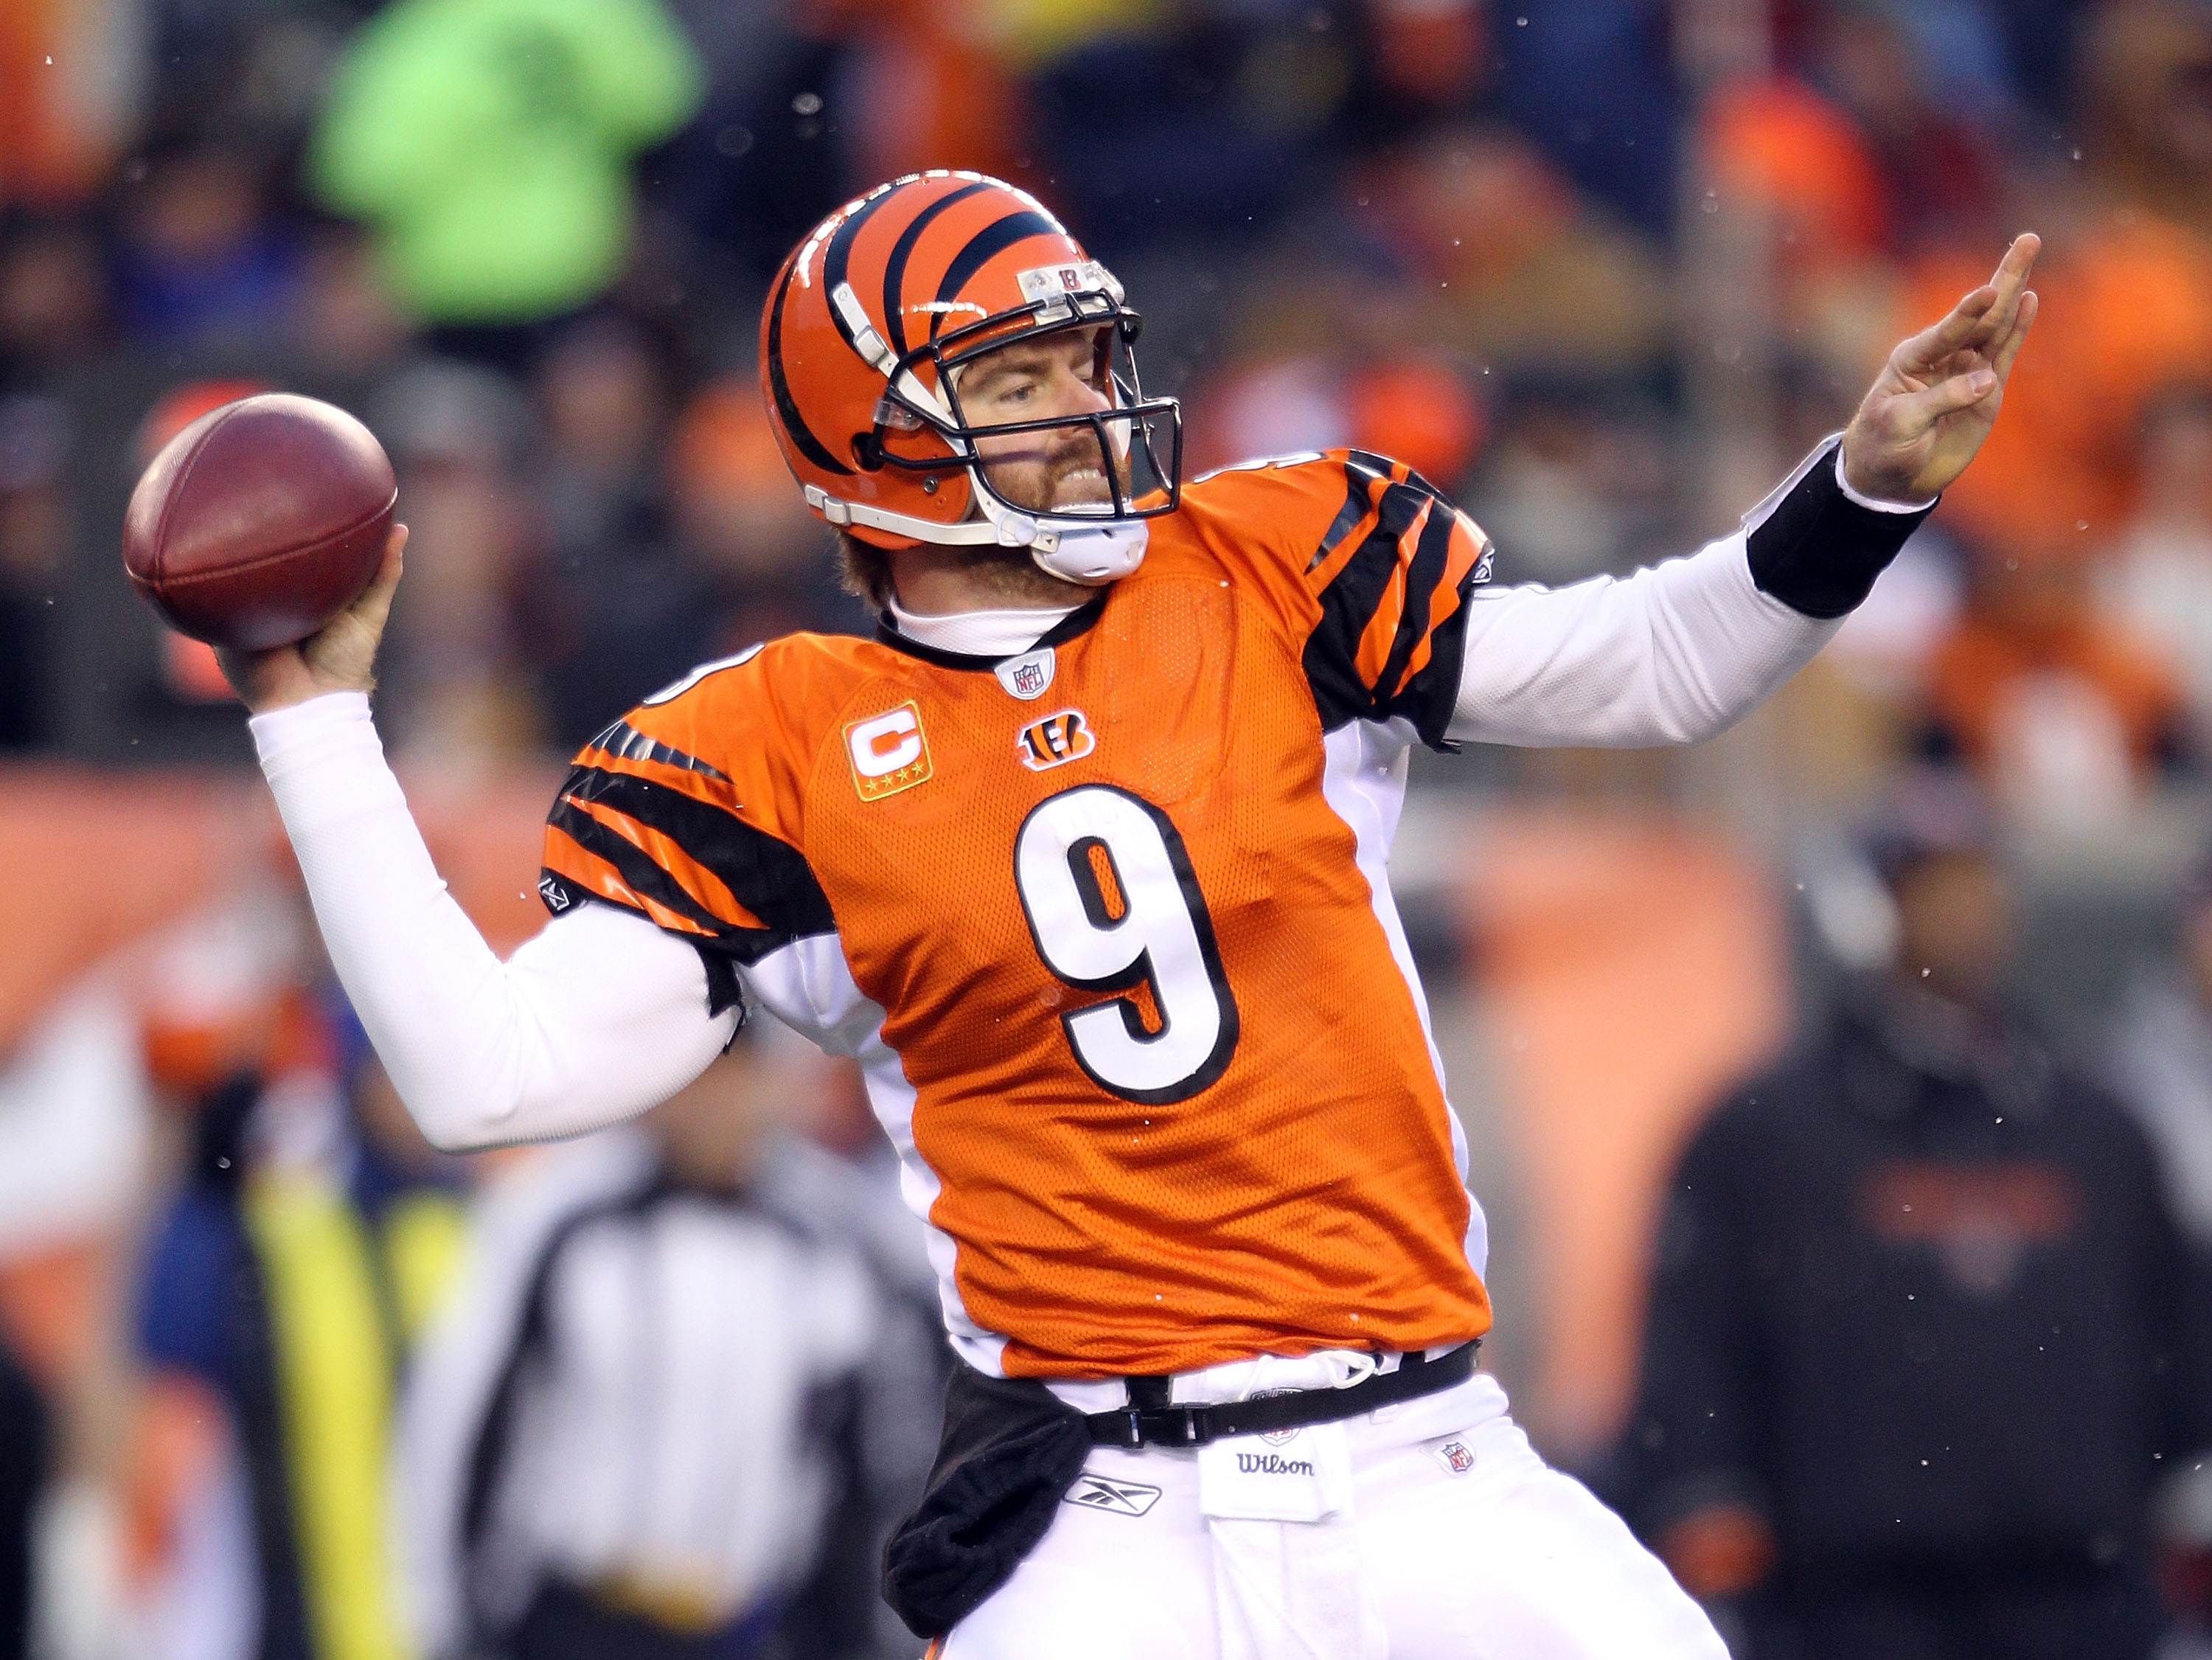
left=882, top=180, right=995, bottom=359
left=930, top=211, right=1062, bottom=339
left=765, top=261, right=853, bottom=476
left=821, top=187, right=896, bottom=355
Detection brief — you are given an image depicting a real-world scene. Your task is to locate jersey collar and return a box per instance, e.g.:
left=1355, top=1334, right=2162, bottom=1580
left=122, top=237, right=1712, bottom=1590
left=873, top=591, right=1110, bottom=670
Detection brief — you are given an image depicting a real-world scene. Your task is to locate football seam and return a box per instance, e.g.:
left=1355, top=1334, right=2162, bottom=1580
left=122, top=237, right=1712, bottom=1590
left=149, top=401, right=248, bottom=588
left=151, top=486, right=399, bottom=587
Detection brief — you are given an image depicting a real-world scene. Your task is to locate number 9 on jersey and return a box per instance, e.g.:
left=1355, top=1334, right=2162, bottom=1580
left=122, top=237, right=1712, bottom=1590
left=1013, top=785, right=1241, bottom=1104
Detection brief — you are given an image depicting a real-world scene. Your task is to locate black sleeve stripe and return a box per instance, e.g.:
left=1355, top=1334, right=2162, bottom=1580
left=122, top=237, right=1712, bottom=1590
left=1371, top=494, right=1458, bottom=705
left=545, top=796, right=731, bottom=935
left=1306, top=452, right=1390, bottom=574
left=1396, top=550, right=1486, bottom=754
left=560, top=766, right=837, bottom=946
left=1301, top=477, right=1432, bottom=731
left=585, top=720, right=731, bottom=783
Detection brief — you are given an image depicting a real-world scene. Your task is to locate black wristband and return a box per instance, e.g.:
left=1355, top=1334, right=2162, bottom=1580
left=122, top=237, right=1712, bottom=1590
left=1745, top=443, right=1935, bottom=619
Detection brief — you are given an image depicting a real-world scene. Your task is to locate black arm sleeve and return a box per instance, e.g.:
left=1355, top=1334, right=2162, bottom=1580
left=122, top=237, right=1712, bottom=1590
left=1745, top=442, right=1936, bottom=620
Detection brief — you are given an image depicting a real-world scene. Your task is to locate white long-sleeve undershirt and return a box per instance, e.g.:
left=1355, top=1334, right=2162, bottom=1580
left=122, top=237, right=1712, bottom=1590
left=258, top=442, right=1924, bottom=1153
left=254, top=692, right=735, bottom=1151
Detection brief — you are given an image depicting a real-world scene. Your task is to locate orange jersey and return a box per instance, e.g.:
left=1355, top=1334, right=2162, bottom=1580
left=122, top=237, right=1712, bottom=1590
left=540, top=451, right=1496, bottom=1378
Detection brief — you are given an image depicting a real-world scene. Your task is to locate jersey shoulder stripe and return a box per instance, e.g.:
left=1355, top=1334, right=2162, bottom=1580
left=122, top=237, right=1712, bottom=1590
left=538, top=645, right=850, bottom=1013
left=551, top=765, right=835, bottom=956
left=1181, top=449, right=1493, bottom=749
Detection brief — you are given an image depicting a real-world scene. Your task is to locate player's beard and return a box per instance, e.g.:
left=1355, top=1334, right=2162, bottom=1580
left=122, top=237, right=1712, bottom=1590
left=981, top=431, right=1130, bottom=517
left=953, top=427, right=1135, bottom=600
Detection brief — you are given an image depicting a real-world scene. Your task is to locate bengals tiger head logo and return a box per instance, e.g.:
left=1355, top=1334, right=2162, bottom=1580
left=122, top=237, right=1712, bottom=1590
left=1016, top=709, right=1094, bottom=771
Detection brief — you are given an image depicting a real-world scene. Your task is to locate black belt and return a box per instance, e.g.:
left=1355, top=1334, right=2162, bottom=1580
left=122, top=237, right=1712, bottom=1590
left=1085, top=1341, right=1478, bottom=1449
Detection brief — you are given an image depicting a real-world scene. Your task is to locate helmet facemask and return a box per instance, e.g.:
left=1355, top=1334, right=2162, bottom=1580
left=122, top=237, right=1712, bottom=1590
left=859, top=288, right=1183, bottom=584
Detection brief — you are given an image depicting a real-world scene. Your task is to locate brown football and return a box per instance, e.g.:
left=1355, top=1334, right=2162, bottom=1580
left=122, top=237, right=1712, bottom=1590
left=122, top=392, right=397, bottom=651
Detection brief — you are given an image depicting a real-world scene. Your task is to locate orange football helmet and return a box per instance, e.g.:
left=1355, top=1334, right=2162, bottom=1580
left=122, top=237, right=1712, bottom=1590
left=759, top=171, right=1182, bottom=585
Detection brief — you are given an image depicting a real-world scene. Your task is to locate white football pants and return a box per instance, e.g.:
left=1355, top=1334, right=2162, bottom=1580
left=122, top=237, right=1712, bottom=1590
left=937, top=1369, right=1725, bottom=1659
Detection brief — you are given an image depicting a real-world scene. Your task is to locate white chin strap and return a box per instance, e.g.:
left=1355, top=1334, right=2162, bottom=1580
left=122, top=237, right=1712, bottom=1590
left=803, top=482, right=1150, bottom=586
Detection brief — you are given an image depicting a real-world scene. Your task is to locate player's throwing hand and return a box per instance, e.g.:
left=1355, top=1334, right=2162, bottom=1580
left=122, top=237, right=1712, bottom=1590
left=217, top=524, right=406, bottom=715
left=1840, top=232, right=2040, bottom=504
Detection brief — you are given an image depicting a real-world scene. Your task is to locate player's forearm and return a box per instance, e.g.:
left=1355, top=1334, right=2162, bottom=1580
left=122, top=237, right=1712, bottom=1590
left=251, top=693, right=731, bottom=1149
left=1447, top=439, right=1932, bottom=748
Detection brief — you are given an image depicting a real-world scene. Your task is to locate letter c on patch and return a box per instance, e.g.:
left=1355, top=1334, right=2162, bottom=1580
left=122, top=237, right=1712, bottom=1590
left=849, top=706, right=921, bottom=777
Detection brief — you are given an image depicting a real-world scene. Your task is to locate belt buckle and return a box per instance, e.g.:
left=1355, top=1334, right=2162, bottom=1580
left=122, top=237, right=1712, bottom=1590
left=1167, top=1405, right=1214, bottom=1447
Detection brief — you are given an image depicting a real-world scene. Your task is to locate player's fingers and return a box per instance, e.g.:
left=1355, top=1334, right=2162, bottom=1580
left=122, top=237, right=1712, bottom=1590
left=1891, top=369, right=1997, bottom=437
left=1961, top=238, right=2038, bottom=354
left=1991, top=232, right=2041, bottom=291
left=1990, top=289, right=2039, bottom=382
left=1896, top=286, right=1997, bottom=374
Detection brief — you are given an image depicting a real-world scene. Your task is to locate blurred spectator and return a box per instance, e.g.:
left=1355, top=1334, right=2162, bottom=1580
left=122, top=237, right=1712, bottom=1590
left=394, top=1043, right=942, bottom=1660
left=0, top=213, right=108, bottom=389
left=2104, top=852, right=2212, bottom=1646
left=2101, top=384, right=2212, bottom=749
left=1704, top=77, right=1892, bottom=271
left=0, top=0, right=146, bottom=206
left=1486, top=0, right=1676, bottom=240
left=285, top=224, right=417, bottom=397
left=132, top=962, right=466, bottom=1660
left=0, top=1327, right=41, bottom=1660
left=1184, top=347, right=1488, bottom=497
left=1921, top=537, right=2191, bottom=832
left=1020, top=4, right=1353, bottom=252
left=365, top=356, right=541, bottom=756
left=2107, top=853, right=2212, bottom=1258
left=2076, top=0, right=2212, bottom=240
left=1470, top=382, right=1674, bottom=585
left=1367, top=125, right=1674, bottom=377
left=1617, top=774, right=2212, bottom=1659
left=667, top=376, right=864, bottom=645
left=1902, top=120, right=2212, bottom=558
left=308, top=0, right=704, bottom=336
left=0, top=392, right=69, bottom=749
left=521, top=316, right=721, bottom=746
left=112, top=144, right=302, bottom=348
left=1805, top=3, right=2010, bottom=253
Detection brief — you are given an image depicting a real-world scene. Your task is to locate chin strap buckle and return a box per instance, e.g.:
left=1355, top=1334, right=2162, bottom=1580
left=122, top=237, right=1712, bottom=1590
left=804, top=485, right=853, bottom=528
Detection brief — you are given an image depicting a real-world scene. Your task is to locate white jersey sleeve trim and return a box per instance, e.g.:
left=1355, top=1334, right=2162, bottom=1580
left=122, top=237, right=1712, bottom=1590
left=251, top=692, right=736, bottom=1151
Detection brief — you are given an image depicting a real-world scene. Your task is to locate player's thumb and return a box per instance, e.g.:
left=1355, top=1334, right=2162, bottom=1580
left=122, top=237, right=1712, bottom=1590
left=1896, top=369, right=1997, bottom=435
left=347, top=524, right=407, bottom=637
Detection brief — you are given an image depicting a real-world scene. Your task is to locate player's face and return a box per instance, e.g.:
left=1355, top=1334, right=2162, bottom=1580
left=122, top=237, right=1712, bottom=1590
left=954, top=328, right=1129, bottom=515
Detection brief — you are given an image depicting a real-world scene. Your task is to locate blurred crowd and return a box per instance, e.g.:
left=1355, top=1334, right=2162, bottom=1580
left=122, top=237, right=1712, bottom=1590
left=13, top=0, right=2212, bottom=1656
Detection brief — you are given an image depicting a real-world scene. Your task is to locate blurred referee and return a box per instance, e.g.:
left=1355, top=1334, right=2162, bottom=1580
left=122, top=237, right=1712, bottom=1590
left=393, top=1043, right=943, bottom=1660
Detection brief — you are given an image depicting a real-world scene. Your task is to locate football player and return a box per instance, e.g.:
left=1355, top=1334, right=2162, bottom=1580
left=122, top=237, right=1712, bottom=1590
left=226, top=173, right=2037, bottom=1657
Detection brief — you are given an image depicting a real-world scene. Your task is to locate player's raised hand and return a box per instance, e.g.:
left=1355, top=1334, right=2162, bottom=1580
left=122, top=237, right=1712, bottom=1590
left=1840, top=233, right=2039, bottom=504
left=217, top=524, right=406, bottom=714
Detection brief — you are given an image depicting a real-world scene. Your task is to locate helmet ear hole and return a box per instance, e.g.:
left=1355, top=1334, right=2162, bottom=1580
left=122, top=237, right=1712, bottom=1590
left=851, top=431, right=886, bottom=471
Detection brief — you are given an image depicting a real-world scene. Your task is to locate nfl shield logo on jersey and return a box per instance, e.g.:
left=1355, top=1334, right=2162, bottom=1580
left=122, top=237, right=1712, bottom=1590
left=1432, top=1438, right=1476, bottom=1476
left=995, top=648, right=1056, bottom=701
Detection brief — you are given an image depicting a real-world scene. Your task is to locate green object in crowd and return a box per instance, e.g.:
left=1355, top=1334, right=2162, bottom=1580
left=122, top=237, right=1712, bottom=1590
left=310, top=0, right=704, bottom=324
